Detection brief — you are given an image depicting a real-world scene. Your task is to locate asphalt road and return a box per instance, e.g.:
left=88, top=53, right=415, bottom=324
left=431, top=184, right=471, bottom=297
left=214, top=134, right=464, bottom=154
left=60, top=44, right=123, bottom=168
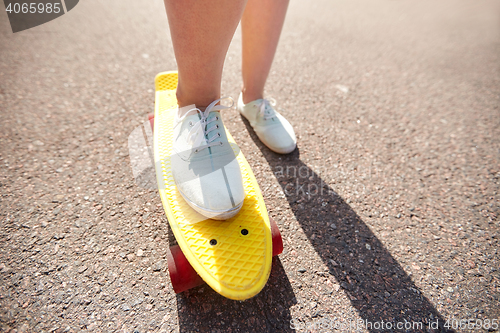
left=1, top=0, right=499, bottom=332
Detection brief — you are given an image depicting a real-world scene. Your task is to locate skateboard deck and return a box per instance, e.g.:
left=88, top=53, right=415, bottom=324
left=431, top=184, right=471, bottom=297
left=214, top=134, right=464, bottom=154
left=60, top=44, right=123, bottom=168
left=153, top=71, right=274, bottom=300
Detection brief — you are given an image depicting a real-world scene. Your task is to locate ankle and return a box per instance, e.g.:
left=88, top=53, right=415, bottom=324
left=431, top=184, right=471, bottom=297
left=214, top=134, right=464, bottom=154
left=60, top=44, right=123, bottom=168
left=176, top=85, right=219, bottom=109
left=241, top=87, right=263, bottom=104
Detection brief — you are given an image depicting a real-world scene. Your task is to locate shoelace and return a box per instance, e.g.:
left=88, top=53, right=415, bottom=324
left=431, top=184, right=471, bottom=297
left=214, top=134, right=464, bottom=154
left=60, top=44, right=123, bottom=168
left=258, top=98, right=277, bottom=120
left=175, top=97, right=234, bottom=154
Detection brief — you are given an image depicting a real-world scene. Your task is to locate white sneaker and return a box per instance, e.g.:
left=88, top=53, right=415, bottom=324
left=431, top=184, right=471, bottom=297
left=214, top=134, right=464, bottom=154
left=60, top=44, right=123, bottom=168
left=237, top=93, right=297, bottom=154
left=171, top=98, right=245, bottom=220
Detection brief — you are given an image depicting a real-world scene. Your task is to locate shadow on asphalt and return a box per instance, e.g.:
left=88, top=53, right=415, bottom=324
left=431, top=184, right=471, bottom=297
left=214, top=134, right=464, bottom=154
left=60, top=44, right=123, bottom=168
left=175, top=257, right=297, bottom=332
left=241, top=117, right=454, bottom=333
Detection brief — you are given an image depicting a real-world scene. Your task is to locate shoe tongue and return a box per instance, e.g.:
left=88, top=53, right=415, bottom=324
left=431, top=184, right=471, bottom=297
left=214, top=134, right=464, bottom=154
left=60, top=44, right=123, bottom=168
left=182, top=111, right=224, bottom=150
left=205, top=111, right=222, bottom=142
left=260, top=100, right=275, bottom=117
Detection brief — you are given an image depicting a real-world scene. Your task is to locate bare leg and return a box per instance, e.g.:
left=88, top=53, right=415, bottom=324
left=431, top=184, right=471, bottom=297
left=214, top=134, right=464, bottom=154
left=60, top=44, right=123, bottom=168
left=241, top=0, right=289, bottom=104
left=164, top=0, right=247, bottom=108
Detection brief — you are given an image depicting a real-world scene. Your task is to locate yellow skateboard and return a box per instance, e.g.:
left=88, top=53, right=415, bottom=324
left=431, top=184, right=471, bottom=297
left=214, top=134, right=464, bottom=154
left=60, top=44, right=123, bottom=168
left=151, top=71, right=283, bottom=300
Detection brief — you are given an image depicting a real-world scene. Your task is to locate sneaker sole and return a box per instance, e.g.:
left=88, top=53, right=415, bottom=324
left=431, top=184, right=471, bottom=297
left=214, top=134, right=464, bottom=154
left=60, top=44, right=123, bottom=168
left=177, top=186, right=244, bottom=221
left=269, top=143, right=297, bottom=154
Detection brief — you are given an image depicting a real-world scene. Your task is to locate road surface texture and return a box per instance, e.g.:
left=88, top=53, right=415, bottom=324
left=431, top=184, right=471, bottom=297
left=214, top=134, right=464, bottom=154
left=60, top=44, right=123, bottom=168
left=1, top=0, right=499, bottom=332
